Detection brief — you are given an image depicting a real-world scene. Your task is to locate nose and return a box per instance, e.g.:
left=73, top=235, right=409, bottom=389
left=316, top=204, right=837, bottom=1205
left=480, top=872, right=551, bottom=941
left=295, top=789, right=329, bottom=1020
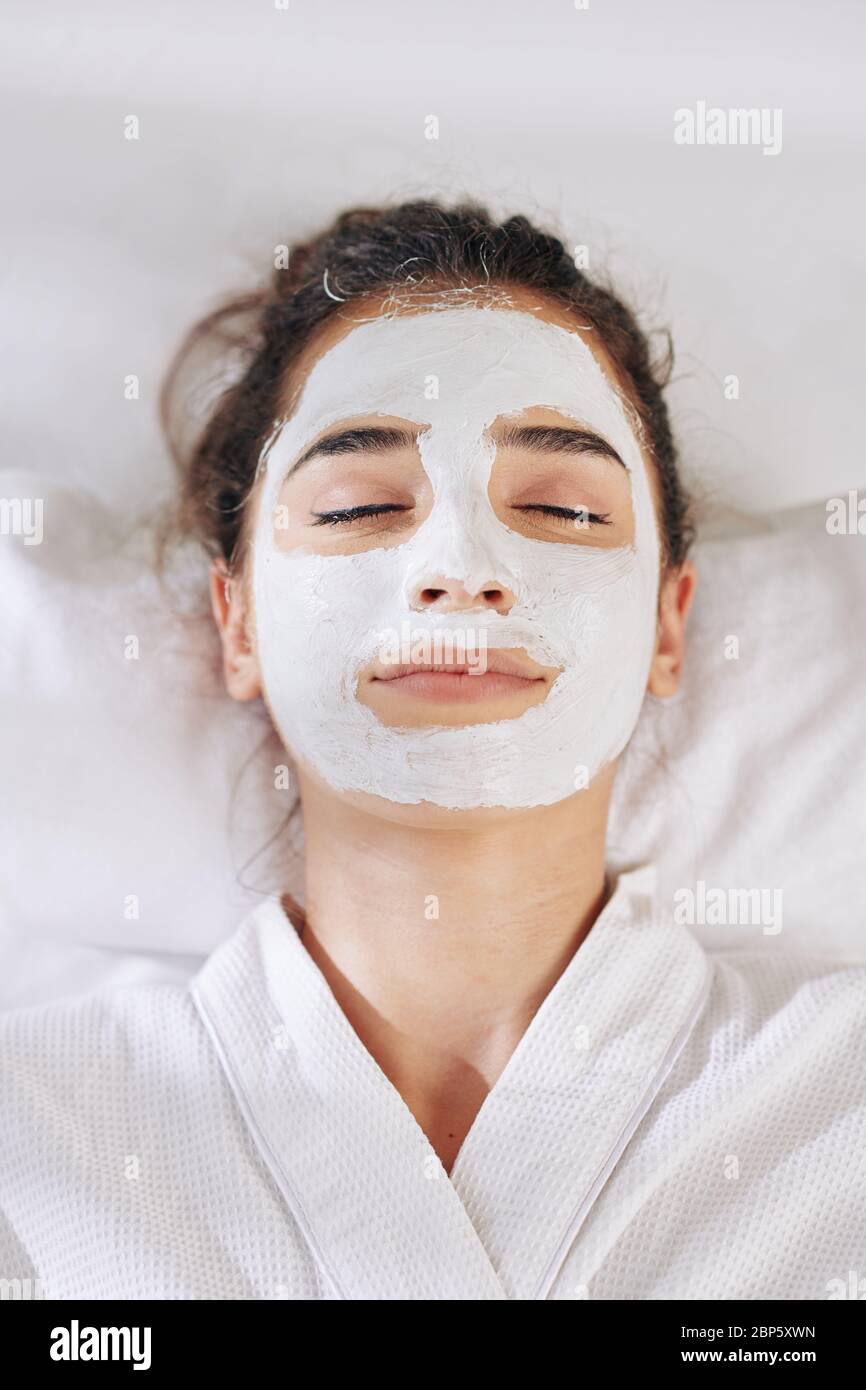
left=409, top=575, right=516, bottom=615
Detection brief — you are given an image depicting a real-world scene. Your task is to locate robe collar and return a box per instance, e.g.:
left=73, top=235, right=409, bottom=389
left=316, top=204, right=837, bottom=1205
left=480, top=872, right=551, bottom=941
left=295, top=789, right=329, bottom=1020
left=191, top=864, right=711, bottom=1300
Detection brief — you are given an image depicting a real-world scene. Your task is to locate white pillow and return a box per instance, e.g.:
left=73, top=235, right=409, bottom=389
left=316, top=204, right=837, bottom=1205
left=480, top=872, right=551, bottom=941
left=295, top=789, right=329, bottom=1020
left=609, top=500, right=866, bottom=956
left=0, top=472, right=295, bottom=957
left=1, top=472, right=863, bottom=1007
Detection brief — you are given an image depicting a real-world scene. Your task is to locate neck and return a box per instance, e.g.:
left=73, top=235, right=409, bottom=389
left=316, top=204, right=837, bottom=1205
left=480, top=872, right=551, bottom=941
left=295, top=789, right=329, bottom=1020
left=290, top=770, right=615, bottom=1171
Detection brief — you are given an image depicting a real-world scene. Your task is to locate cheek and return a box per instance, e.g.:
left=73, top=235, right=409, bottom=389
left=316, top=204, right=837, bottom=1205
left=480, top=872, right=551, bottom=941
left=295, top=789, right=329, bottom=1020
left=253, top=545, right=410, bottom=675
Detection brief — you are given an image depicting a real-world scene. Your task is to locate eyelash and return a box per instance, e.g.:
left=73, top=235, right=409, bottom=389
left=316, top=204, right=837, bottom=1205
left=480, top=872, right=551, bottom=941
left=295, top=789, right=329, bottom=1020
left=310, top=503, right=612, bottom=529
left=515, top=504, right=612, bottom=528
left=311, top=504, right=405, bottom=527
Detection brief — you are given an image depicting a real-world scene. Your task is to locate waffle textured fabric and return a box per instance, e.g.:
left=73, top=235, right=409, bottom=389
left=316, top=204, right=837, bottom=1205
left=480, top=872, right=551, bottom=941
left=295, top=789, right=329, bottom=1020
left=1, top=866, right=864, bottom=1301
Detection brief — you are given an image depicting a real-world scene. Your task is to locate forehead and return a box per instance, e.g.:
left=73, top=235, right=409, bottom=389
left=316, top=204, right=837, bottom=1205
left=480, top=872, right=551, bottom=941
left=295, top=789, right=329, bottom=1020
left=277, top=295, right=643, bottom=467
left=245, top=290, right=663, bottom=580
left=281, top=287, right=627, bottom=415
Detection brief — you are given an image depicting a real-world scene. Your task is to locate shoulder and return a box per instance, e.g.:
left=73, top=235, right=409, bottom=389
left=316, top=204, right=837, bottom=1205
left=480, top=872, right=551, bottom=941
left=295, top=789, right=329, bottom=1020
left=0, top=975, right=203, bottom=1053
left=0, top=978, right=232, bottom=1238
left=685, top=943, right=866, bottom=1115
left=707, top=944, right=866, bottom=1034
left=0, top=961, right=272, bottom=1293
left=637, top=942, right=866, bottom=1228
left=0, top=979, right=212, bottom=1132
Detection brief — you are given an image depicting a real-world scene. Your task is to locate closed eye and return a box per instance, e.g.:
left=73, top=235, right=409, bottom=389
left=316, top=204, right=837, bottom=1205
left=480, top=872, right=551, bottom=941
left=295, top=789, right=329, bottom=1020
left=513, top=504, right=612, bottom=527
left=312, top=503, right=612, bottom=529
left=311, top=503, right=410, bottom=527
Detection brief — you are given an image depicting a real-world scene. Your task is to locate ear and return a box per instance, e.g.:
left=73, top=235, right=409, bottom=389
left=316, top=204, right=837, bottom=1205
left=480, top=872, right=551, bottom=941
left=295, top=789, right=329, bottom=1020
left=209, top=561, right=262, bottom=701
left=647, top=560, right=698, bottom=698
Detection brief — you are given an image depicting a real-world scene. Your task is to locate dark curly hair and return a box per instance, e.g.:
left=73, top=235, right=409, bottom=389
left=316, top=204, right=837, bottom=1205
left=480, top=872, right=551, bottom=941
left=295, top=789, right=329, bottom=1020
left=160, top=199, right=693, bottom=572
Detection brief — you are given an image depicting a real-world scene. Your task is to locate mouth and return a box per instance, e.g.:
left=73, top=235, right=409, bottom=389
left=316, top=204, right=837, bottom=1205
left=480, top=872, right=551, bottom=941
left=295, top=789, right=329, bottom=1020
left=368, top=651, right=551, bottom=705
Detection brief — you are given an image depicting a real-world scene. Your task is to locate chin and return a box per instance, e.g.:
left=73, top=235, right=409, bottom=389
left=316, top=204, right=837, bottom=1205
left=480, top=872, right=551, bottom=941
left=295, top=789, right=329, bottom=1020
left=294, top=761, right=607, bottom=830
left=341, top=790, right=554, bottom=830
left=358, top=698, right=545, bottom=730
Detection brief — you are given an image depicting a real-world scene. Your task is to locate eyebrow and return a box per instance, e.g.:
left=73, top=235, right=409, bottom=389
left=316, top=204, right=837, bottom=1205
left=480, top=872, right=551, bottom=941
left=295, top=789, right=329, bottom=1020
left=288, top=421, right=625, bottom=476
left=495, top=423, right=625, bottom=468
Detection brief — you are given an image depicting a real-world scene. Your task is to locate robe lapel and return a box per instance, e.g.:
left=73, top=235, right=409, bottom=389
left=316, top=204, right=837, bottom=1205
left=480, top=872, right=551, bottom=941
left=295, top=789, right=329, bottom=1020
left=191, top=865, right=710, bottom=1301
left=191, top=900, right=508, bottom=1300
left=447, top=865, right=712, bottom=1298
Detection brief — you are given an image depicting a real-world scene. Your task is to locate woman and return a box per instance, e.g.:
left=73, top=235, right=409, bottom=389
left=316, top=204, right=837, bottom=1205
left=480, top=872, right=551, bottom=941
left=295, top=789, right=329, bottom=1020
left=2, top=201, right=864, bottom=1301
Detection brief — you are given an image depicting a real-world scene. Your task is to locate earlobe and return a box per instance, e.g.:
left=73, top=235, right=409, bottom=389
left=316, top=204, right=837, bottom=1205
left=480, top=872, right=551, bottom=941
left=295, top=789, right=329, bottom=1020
left=646, top=561, right=698, bottom=699
left=209, top=561, right=262, bottom=702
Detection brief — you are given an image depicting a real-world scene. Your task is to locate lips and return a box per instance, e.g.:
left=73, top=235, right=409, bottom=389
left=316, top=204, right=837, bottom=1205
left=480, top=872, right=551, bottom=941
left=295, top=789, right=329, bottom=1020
left=372, top=650, right=546, bottom=681
left=368, top=649, right=551, bottom=704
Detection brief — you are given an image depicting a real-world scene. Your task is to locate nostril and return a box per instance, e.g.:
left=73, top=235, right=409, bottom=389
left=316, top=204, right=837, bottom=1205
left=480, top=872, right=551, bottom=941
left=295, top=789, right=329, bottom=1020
left=413, top=582, right=512, bottom=609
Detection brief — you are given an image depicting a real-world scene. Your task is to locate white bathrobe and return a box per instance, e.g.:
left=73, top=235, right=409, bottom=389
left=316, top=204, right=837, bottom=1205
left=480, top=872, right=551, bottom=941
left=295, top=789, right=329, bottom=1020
left=1, top=866, right=864, bottom=1300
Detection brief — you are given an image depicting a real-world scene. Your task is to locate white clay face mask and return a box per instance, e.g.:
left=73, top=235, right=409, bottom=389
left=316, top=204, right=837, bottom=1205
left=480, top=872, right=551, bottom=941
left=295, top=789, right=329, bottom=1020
left=252, top=305, right=660, bottom=810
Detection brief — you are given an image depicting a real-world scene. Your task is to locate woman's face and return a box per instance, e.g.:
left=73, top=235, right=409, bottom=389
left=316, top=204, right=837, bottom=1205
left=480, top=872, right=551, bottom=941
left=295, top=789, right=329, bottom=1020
left=268, top=390, right=636, bottom=730
left=214, top=287, right=694, bottom=816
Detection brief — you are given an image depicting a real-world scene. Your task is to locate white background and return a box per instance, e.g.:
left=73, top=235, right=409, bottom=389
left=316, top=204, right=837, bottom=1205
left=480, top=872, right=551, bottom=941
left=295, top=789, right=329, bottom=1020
left=1, top=0, right=863, bottom=521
